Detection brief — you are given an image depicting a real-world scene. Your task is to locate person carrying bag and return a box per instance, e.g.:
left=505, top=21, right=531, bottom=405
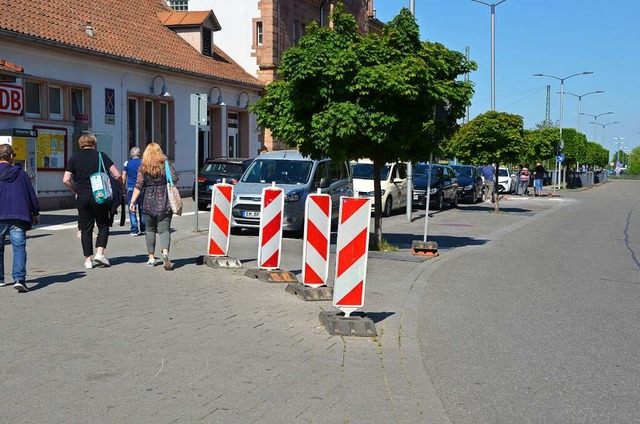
left=90, top=152, right=113, bottom=205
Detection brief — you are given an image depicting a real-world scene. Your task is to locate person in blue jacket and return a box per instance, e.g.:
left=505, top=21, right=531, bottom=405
left=122, top=147, right=145, bottom=236
left=0, top=144, right=40, bottom=293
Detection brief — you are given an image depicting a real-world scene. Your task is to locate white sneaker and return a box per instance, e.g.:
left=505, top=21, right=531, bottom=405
left=94, top=253, right=111, bottom=267
left=14, top=281, right=28, bottom=293
left=146, top=258, right=156, bottom=267
left=0, top=281, right=12, bottom=287
left=84, top=261, right=93, bottom=269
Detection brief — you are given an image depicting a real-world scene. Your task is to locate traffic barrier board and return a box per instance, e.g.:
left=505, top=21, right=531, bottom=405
left=302, top=192, right=331, bottom=287
left=333, top=197, right=371, bottom=317
left=207, top=183, right=233, bottom=257
left=257, top=185, right=284, bottom=269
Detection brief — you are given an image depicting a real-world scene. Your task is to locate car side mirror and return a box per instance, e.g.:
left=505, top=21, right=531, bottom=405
left=319, top=177, right=331, bottom=189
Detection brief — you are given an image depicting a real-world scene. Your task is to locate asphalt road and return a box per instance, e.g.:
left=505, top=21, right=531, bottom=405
left=419, top=181, right=640, bottom=423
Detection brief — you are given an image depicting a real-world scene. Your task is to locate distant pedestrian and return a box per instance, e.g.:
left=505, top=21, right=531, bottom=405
left=513, top=164, right=522, bottom=195
left=481, top=163, right=495, bottom=203
left=519, top=164, right=530, bottom=196
left=533, top=161, right=545, bottom=197
left=128, top=142, right=178, bottom=270
left=0, top=144, right=40, bottom=293
left=63, top=134, right=121, bottom=269
left=122, top=147, right=146, bottom=236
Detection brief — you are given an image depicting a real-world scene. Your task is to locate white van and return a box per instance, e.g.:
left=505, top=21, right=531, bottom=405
left=231, top=150, right=352, bottom=234
left=351, top=159, right=407, bottom=216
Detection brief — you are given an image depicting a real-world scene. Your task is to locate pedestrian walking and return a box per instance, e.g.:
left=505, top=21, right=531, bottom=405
left=519, top=164, right=530, bottom=196
left=128, top=142, right=178, bottom=270
left=481, top=163, right=495, bottom=203
left=533, top=161, right=545, bottom=197
left=513, top=164, right=522, bottom=195
left=63, top=134, right=122, bottom=269
left=0, top=144, right=40, bottom=292
left=122, top=147, right=146, bottom=236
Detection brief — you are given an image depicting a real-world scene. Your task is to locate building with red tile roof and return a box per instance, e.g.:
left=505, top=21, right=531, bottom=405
left=0, top=0, right=264, bottom=209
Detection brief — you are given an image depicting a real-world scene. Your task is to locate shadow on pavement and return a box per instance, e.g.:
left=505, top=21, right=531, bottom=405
left=28, top=271, right=87, bottom=291
left=348, top=311, right=395, bottom=323
left=382, top=232, right=488, bottom=250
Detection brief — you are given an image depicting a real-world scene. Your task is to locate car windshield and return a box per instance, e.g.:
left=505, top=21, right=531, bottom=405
left=414, top=164, right=441, bottom=179
left=453, top=167, right=472, bottom=178
left=201, top=162, right=243, bottom=176
left=351, top=163, right=391, bottom=180
left=241, top=159, right=313, bottom=185
left=498, top=169, right=509, bottom=177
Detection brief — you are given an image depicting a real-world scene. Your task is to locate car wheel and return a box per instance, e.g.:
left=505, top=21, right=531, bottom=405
left=383, top=196, right=393, bottom=217
left=437, top=193, right=444, bottom=210
left=471, top=190, right=477, bottom=204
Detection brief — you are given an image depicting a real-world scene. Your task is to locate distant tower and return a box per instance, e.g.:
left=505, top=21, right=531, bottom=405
left=545, top=85, right=551, bottom=125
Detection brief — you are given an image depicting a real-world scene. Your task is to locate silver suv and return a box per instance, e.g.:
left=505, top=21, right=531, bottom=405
left=231, top=150, right=353, bottom=233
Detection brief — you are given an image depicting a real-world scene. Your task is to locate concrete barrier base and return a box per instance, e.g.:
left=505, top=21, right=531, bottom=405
left=285, top=283, right=333, bottom=301
left=244, top=268, right=299, bottom=283
left=319, top=311, right=377, bottom=337
left=203, top=256, right=242, bottom=268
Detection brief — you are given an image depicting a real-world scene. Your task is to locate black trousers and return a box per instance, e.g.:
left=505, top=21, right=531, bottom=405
left=76, top=194, right=110, bottom=257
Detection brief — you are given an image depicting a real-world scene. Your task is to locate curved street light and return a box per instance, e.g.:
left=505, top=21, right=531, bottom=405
left=581, top=111, right=614, bottom=142
left=469, top=0, right=511, bottom=111
left=562, top=90, right=604, bottom=132
left=590, top=121, right=619, bottom=145
left=533, top=71, right=593, bottom=195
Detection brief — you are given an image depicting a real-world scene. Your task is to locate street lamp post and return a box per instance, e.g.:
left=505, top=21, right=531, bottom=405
left=581, top=111, right=614, bottom=142
left=469, top=0, right=510, bottom=111
left=562, top=90, right=604, bottom=132
left=533, top=71, right=593, bottom=196
left=590, top=121, right=619, bottom=145
left=406, top=0, right=416, bottom=221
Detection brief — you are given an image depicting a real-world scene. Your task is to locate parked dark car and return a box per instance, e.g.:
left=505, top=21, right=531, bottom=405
left=193, top=157, right=253, bottom=210
left=451, top=164, right=484, bottom=203
left=413, top=163, right=459, bottom=210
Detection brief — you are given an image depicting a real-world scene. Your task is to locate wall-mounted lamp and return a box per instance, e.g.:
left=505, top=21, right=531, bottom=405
left=237, top=91, right=249, bottom=109
left=150, top=75, right=171, bottom=97
left=208, top=86, right=222, bottom=105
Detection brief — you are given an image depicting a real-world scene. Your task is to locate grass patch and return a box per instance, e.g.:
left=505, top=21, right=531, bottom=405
left=375, top=238, right=399, bottom=252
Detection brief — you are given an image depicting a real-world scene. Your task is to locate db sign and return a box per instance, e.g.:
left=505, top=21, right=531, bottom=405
left=0, top=83, right=24, bottom=116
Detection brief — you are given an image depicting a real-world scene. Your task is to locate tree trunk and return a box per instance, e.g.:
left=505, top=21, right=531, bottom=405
left=372, top=158, right=383, bottom=248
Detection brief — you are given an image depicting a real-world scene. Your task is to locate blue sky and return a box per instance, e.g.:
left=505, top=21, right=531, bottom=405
left=375, top=0, right=640, bottom=155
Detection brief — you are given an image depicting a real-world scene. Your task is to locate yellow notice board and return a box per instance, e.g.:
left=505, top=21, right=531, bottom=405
left=11, top=137, right=27, bottom=161
left=35, top=127, right=67, bottom=170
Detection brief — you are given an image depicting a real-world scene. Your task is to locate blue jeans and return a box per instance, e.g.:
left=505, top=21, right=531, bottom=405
left=127, top=189, right=146, bottom=234
left=0, top=220, right=28, bottom=284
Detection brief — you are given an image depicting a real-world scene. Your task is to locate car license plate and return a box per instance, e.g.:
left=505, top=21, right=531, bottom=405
left=413, top=195, right=418, bottom=201
left=242, top=211, right=260, bottom=218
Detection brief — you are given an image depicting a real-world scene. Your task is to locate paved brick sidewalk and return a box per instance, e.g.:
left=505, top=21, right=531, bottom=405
left=0, top=195, right=565, bottom=423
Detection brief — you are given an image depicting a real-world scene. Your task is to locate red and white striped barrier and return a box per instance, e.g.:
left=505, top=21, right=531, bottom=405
left=207, top=183, right=233, bottom=256
left=257, top=184, right=284, bottom=269
left=333, top=197, right=371, bottom=317
left=302, top=191, right=332, bottom=287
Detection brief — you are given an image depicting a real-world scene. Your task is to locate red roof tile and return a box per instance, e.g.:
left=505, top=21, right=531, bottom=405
left=0, top=0, right=262, bottom=88
left=159, top=11, right=216, bottom=28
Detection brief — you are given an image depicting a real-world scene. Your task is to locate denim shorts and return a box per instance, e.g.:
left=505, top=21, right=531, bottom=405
left=534, top=179, right=543, bottom=191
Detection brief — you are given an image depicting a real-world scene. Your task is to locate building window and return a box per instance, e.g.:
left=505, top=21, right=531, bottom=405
left=25, top=81, right=41, bottom=117
left=71, top=88, right=84, bottom=117
left=49, top=85, right=63, bottom=120
left=160, top=102, right=169, bottom=154
left=129, top=96, right=175, bottom=158
left=202, top=28, right=212, bottom=57
left=128, top=98, right=138, bottom=152
left=293, top=21, right=301, bottom=46
left=167, top=0, right=188, bottom=11
left=256, top=21, right=263, bottom=46
left=144, top=100, right=154, bottom=144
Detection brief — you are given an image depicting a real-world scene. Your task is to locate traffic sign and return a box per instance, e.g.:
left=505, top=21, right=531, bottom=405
left=302, top=192, right=331, bottom=287
left=257, top=185, right=284, bottom=269
left=557, top=153, right=565, bottom=163
left=190, top=93, right=208, bottom=126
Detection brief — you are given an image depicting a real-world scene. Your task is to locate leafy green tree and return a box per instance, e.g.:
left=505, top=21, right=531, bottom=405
left=523, top=128, right=556, bottom=164
left=628, top=147, right=640, bottom=174
left=445, top=111, right=524, bottom=211
left=561, top=128, right=587, bottom=170
left=584, top=142, right=609, bottom=169
left=251, top=4, right=475, bottom=246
